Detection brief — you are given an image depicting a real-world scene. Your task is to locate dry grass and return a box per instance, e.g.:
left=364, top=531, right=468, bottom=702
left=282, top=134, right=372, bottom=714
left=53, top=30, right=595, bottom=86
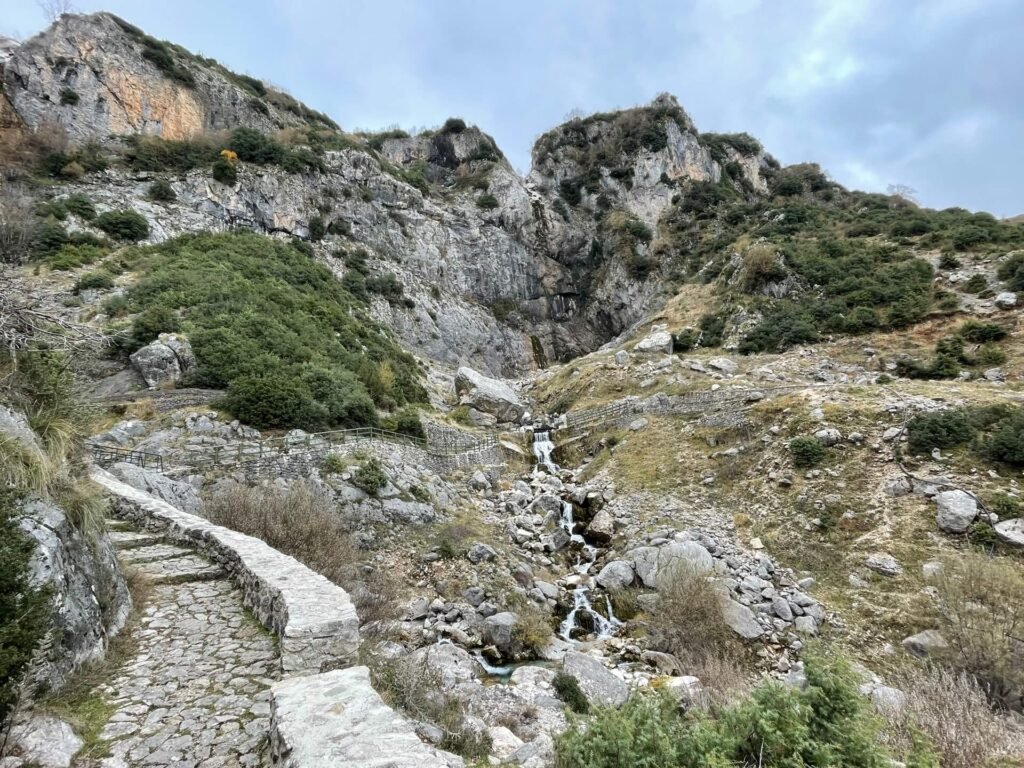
left=203, top=481, right=399, bottom=624
left=882, top=666, right=1024, bottom=768
left=924, top=552, right=1024, bottom=711
left=512, top=604, right=555, bottom=654
left=647, top=568, right=741, bottom=668
left=687, top=652, right=752, bottom=712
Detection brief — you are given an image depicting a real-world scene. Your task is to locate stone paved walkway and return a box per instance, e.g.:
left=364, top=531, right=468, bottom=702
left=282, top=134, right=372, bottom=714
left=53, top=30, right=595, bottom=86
left=90, top=521, right=279, bottom=768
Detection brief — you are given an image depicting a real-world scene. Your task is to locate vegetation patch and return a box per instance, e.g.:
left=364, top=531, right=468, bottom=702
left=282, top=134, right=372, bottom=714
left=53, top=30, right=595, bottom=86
left=117, top=232, right=425, bottom=430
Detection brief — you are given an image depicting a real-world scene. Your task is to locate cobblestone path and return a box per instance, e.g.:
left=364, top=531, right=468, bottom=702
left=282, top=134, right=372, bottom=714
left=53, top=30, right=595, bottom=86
left=90, top=521, right=279, bottom=768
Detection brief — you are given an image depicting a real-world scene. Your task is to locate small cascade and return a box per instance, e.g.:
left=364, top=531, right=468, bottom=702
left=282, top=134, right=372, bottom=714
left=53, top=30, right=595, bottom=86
left=557, top=500, right=620, bottom=640
left=532, top=430, right=559, bottom=474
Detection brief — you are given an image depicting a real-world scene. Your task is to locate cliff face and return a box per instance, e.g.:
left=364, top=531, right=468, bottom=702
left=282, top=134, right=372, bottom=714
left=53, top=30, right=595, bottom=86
left=3, top=13, right=322, bottom=143
left=3, top=14, right=771, bottom=375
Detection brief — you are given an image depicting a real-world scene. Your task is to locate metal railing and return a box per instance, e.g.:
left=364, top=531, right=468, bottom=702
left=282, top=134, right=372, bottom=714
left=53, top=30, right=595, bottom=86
left=87, top=442, right=165, bottom=471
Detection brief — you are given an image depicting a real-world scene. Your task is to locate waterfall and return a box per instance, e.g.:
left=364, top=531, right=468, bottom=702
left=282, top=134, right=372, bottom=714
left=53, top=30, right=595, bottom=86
left=532, top=431, right=558, bottom=473
left=557, top=500, right=621, bottom=641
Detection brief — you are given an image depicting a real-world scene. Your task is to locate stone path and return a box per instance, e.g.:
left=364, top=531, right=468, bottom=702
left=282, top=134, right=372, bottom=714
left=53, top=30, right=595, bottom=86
left=89, top=520, right=279, bottom=768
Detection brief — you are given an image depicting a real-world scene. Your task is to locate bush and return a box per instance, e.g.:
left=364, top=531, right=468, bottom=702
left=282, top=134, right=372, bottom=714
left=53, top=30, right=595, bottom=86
left=647, top=564, right=738, bottom=666
left=59, top=88, right=79, bottom=105
left=440, top=117, right=467, bottom=134
left=951, top=225, right=991, bottom=250
left=790, top=435, right=826, bottom=467
left=351, top=457, right=388, bottom=495
left=73, top=271, right=114, bottom=293
left=513, top=605, right=554, bottom=654
left=981, top=409, right=1024, bottom=466
left=958, top=320, right=1007, bottom=343
left=321, top=453, right=346, bottom=474
left=119, top=232, right=424, bottom=427
left=147, top=179, right=177, bottom=203
left=63, top=193, right=96, bottom=220
left=308, top=215, right=326, bottom=241
left=382, top=407, right=425, bottom=440
left=925, top=552, right=1024, bottom=710
left=222, top=373, right=327, bottom=430
left=555, top=653, right=902, bottom=768
left=476, top=193, right=499, bottom=210
left=552, top=672, right=590, bottom=714
left=938, top=252, right=961, bottom=269
left=94, top=210, right=150, bottom=241
left=229, top=127, right=284, bottom=164
left=906, top=410, right=975, bottom=454
left=963, top=274, right=988, bottom=294
left=130, top=305, right=179, bottom=348
left=212, top=157, right=238, bottom=184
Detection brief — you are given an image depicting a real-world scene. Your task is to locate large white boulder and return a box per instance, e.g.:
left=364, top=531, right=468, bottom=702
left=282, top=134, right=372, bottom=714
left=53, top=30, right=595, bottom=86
left=633, top=330, right=673, bottom=356
left=934, top=490, right=977, bottom=533
left=129, top=333, right=196, bottom=388
left=454, top=367, right=525, bottom=423
left=994, top=518, right=1024, bottom=547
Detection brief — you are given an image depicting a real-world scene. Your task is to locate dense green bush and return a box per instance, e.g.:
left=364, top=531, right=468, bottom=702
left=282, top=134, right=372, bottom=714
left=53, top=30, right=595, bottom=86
left=957, top=320, right=1007, bottom=343
left=74, top=271, right=114, bottom=293
left=476, top=193, right=499, bottom=210
left=63, top=193, right=96, bottom=221
left=382, top=407, right=425, bottom=440
left=308, top=216, right=326, bottom=241
left=212, top=157, right=238, bottom=184
left=147, top=179, right=177, bottom=203
left=555, top=653, right=910, bottom=768
left=790, top=436, right=826, bottom=467
left=981, top=410, right=1024, bottom=466
left=94, top=210, right=150, bottom=241
left=352, top=457, right=388, bottom=495
left=125, top=134, right=221, bottom=171
left=907, top=410, right=975, bottom=455
left=130, top=305, right=180, bottom=348
left=59, top=88, right=80, bottom=105
left=552, top=672, right=590, bottom=714
left=118, top=232, right=424, bottom=428
left=222, top=373, right=327, bottom=430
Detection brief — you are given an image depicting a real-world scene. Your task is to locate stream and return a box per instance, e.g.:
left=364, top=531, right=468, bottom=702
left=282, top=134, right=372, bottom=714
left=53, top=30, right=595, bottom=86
left=531, top=430, right=622, bottom=642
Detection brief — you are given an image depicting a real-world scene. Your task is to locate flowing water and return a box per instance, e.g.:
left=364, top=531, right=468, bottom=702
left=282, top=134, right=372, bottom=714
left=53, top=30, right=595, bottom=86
left=531, top=430, right=622, bottom=642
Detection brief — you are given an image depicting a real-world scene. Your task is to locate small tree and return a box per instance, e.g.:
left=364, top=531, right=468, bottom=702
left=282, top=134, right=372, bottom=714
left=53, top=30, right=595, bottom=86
left=790, top=436, right=826, bottom=467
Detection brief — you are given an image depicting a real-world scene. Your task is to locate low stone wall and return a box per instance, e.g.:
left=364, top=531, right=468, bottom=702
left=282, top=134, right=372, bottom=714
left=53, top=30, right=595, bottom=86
left=269, top=667, right=464, bottom=767
left=92, top=469, right=359, bottom=675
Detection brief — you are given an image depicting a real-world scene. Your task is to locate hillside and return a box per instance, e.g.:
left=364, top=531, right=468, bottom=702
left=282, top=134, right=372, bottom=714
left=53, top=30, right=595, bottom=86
left=1, top=10, right=1023, bottom=768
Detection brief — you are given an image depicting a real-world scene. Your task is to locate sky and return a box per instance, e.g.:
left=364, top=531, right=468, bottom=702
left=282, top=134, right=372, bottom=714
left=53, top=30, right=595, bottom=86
left=3, top=0, right=1023, bottom=217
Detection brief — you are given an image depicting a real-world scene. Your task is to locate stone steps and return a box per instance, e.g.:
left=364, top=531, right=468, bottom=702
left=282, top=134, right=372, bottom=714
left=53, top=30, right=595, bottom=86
left=138, top=553, right=225, bottom=584
left=117, top=543, right=195, bottom=565
left=104, top=518, right=135, bottom=532
left=108, top=530, right=164, bottom=550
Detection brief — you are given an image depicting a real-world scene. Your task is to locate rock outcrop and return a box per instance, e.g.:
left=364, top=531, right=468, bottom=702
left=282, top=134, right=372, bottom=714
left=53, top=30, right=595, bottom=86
left=455, top=367, right=526, bottom=423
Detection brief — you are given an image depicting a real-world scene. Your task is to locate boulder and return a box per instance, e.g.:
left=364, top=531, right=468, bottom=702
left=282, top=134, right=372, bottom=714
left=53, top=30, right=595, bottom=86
left=108, top=462, right=202, bottom=515
left=655, top=541, right=714, bottom=586
left=595, top=560, right=635, bottom=591
left=707, top=356, right=738, bottom=374
left=902, top=630, right=948, bottom=659
left=10, top=714, right=83, bottom=768
left=994, top=518, right=1024, bottom=547
left=934, top=490, right=977, bottom=533
left=633, top=330, right=673, bottom=356
left=408, top=643, right=479, bottom=687
left=562, top=651, right=628, bottom=707
left=640, top=650, right=683, bottom=676
left=627, top=546, right=661, bottom=588
left=454, top=367, right=525, bottom=423
left=585, top=508, right=616, bottom=543
left=482, top=612, right=520, bottom=657
left=129, top=333, right=195, bottom=388
left=814, top=428, right=843, bottom=447
left=614, top=350, right=630, bottom=366
left=720, top=598, right=764, bottom=639
left=467, top=542, right=497, bottom=563
left=864, top=552, right=902, bottom=577
left=995, top=291, right=1017, bottom=309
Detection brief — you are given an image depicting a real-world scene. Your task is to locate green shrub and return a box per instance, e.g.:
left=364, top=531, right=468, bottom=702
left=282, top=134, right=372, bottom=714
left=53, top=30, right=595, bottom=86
left=94, top=210, right=150, bottom=241
left=906, top=410, right=975, bottom=454
left=963, top=274, right=988, bottom=294
left=125, top=134, right=221, bottom=171
left=229, top=127, right=284, bottom=164
left=552, top=672, right=590, bottom=714
left=698, top=313, right=725, bottom=347
left=63, top=193, right=96, bottom=220
left=951, top=225, right=991, bottom=250
left=975, top=343, right=1006, bottom=367
left=119, top=232, right=423, bottom=427
left=938, top=252, right=961, bottom=269
left=73, top=271, right=114, bottom=293
left=382, top=407, right=425, bottom=439
left=212, top=157, right=238, bottom=184
left=147, top=179, right=177, bottom=203
left=321, top=453, right=346, bottom=474
left=352, top=457, right=388, bottom=495
left=981, top=410, right=1024, bottom=466
left=790, top=436, right=826, bottom=467
left=440, top=117, right=467, bottom=134
left=130, top=305, right=180, bottom=348
left=957, top=320, right=1007, bottom=343
left=308, top=216, right=326, bottom=241
left=222, top=373, right=327, bottom=430
left=672, top=329, right=698, bottom=352
left=555, top=653, right=904, bottom=768
left=59, top=88, right=80, bottom=105
left=44, top=243, right=108, bottom=270
left=476, top=193, right=499, bottom=210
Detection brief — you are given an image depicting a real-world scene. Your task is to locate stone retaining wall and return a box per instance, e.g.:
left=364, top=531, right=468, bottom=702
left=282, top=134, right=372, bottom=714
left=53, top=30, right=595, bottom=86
left=92, top=469, right=359, bottom=675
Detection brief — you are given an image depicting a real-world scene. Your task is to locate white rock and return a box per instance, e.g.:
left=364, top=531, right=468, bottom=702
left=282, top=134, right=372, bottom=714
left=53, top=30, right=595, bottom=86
left=934, top=490, right=978, bottom=533
left=633, top=331, right=673, bottom=355
left=454, top=367, right=525, bottom=423
left=11, top=715, right=83, bottom=768
left=707, top=356, right=738, bottom=374
left=995, top=291, right=1017, bottom=309
left=994, top=518, right=1024, bottom=547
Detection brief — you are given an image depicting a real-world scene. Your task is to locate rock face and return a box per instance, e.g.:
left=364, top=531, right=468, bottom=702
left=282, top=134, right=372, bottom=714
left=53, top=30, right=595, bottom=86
left=108, top=461, right=203, bottom=515
left=9, top=714, right=83, bottom=768
left=934, top=490, right=978, bottom=533
left=455, top=367, right=525, bottom=423
left=4, top=12, right=313, bottom=143
left=129, top=333, right=196, bottom=387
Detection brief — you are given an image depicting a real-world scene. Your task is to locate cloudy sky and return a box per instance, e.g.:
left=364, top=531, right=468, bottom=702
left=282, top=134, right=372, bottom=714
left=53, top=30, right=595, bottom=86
left=4, top=0, right=1022, bottom=216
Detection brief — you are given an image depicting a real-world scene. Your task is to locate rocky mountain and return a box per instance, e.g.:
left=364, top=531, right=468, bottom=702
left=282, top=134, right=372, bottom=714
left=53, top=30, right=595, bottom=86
left=0, top=12, right=775, bottom=376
